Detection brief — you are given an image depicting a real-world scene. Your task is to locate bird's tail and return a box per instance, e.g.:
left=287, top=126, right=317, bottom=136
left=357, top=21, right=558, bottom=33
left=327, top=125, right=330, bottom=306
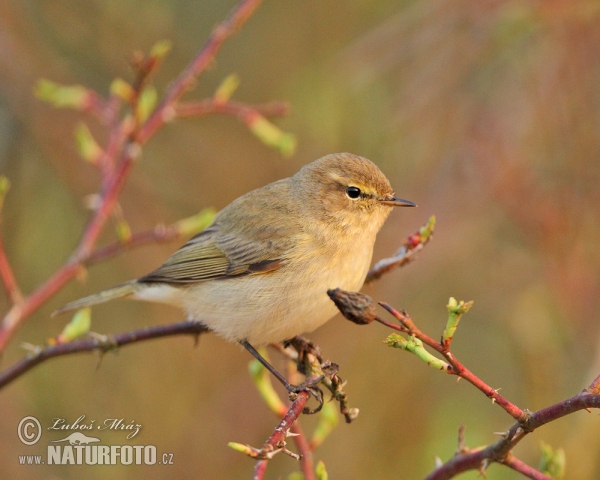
left=52, top=281, right=139, bottom=316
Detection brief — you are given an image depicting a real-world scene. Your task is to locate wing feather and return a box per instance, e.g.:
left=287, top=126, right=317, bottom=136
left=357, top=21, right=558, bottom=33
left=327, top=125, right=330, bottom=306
left=139, top=226, right=286, bottom=284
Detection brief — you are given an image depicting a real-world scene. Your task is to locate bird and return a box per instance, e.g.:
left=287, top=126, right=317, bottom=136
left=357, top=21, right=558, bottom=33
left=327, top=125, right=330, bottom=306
left=55, top=153, right=415, bottom=357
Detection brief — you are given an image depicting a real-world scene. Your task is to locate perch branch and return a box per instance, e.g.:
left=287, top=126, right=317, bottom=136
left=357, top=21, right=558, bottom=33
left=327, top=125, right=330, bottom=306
left=425, top=390, right=600, bottom=480
left=0, top=321, right=208, bottom=390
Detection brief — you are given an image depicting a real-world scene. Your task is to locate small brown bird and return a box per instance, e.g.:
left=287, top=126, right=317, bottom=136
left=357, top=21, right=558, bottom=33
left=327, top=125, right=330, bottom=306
left=55, top=153, right=415, bottom=348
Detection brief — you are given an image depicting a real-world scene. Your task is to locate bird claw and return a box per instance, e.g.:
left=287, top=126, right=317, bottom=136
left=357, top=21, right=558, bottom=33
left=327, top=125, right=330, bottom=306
left=286, top=375, right=325, bottom=414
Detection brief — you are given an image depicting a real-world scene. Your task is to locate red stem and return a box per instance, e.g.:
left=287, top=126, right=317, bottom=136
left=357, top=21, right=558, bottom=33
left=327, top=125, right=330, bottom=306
left=138, top=0, right=264, bottom=144
left=424, top=392, right=600, bottom=479
left=501, top=455, right=553, bottom=480
left=290, top=422, right=315, bottom=480
left=377, top=304, right=527, bottom=422
left=253, top=390, right=311, bottom=480
left=175, top=99, right=289, bottom=119
left=0, top=237, right=23, bottom=304
left=0, top=320, right=209, bottom=390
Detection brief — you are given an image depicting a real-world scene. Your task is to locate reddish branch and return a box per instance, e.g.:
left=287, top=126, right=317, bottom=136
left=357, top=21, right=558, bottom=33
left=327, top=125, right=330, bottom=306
left=87, top=223, right=185, bottom=265
left=137, top=0, right=264, bottom=144
left=0, top=237, right=22, bottom=305
left=331, top=289, right=600, bottom=479
left=0, top=0, right=266, bottom=352
left=253, top=389, right=312, bottom=480
left=425, top=391, right=600, bottom=480
left=0, top=321, right=208, bottom=390
left=376, top=303, right=527, bottom=423
left=175, top=99, right=289, bottom=120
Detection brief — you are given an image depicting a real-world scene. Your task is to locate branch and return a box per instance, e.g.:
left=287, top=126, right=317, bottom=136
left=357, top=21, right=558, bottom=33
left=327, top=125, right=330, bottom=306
left=425, top=391, right=600, bottom=480
left=330, top=289, right=600, bottom=478
left=377, top=302, right=527, bottom=422
left=502, top=455, right=553, bottom=480
left=0, top=0, right=265, bottom=352
left=0, top=321, right=208, bottom=390
left=137, top=0, right=264, bottom=144
left=365, top=215, right=435, bottom=283
left=175, top=99, right=289, bottom=119
left=253, top=389, right=312, bottom=480
left=0, top=238, right=23, bottom=305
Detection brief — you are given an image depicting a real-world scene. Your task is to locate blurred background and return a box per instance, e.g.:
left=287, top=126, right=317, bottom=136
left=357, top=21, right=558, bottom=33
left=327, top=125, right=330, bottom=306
left=1, top=0, right=600, bottom=478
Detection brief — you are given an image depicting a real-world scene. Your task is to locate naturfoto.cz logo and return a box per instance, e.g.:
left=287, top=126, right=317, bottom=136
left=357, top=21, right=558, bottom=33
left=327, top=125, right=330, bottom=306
left=17, top=415, right=174, bottom=467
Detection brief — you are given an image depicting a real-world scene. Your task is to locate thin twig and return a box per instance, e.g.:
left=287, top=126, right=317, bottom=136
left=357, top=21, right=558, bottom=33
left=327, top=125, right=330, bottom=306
left=365, top=216, right=434, bottom=283
left=501, top=454, right=553, bottom=480
left=425, top=391, right=600, bottom=480
left=290, top=421, right=315, bottom=480
left=0, top=238, right=23, bottom=305
left=0, top=321, right=208, bottom=390
left=138, top=0, right=264, bottom=144
left=175, top=99, right=289, bottom=120
left=253, top=387, right=313, bottom=480
left=377, top=304, right=527, bottom=423
left=86, top=224, right=182, bottom=265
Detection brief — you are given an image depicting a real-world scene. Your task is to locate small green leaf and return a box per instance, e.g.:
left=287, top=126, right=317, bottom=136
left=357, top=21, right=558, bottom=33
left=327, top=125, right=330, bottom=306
left=443, top=298, right=474, bottom=346
left=316, top=460, right=329, bottom=480
left=249, top=351, right=286, bottom=415
left=175, top=208, right=216, bottom=237
left=74, top=123, right=103, bottom=164
left=136, top=85, right=158, bottom=124
left=110, top=78, right=135, bottom=102
left=385, top=334, right=451, bottom=372
left=539, top=442, right=565, bottom=479
left=310, top=402, right=338, bottom=448
left=115, top=219, right=132, bottom=243
left=0, top=176, right=10, bottom=214
left=214, top=74, right=240, bottom=104
left=227, top=442, right=253, bottom=456
left=57, top=308, right=92, bottom=343
left=150, top=40, right=172, bottom=60
left=419, top=215, right=436, bottom=240
left=246, top=113, right=296, bottom=157
left=35, top=79, right=91, bottom=109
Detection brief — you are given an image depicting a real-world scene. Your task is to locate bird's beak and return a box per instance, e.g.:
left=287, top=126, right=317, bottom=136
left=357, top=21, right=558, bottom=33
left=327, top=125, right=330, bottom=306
left=378, top=195, right=417, bottom=207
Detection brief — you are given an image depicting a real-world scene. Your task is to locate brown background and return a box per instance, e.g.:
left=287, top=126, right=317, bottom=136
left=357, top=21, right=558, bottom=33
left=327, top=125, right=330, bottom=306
left=1, top=1, right=599, bottom=478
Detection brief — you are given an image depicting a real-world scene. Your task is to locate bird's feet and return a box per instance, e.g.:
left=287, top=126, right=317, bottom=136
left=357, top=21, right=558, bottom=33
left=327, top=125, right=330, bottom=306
left=284, top=374, right=325, bottom=414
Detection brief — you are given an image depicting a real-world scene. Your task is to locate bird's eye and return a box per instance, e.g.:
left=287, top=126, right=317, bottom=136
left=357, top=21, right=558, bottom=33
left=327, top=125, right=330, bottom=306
left=346, top=186, right=361, bottom=199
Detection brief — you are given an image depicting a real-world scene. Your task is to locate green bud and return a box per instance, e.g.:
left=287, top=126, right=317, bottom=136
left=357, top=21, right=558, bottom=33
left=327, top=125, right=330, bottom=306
left=35, top=79, right=90, bottom=109
left=539, top=442, right=565, bottom=479
left=115, top=219, right=132, bottom=243
left=136, top=86, right=157, bottom=124
left=443, top=297, right=474, bottom=346
left=419, top=215, right=436, bottom=240
left=149, top=40, right=172, bottom=60
left=227, top=442, right=253, bottom=456
left=74, top=123, right=103, bottom=164
left=57, top=308, right=91, bottom=343
left=110, top=78, right=135, bottom=102
left=385, top=334, right=451, bottom=372
left=247, top=114, right=296, bottom=157
left=0, top=176, right=10, bottom=214
left=175, top=208, right=216, bottom=237
left=214, top=74, right=241, bottom=104
left=310, top=402, right=338, bottom=448
left=249, top=351, right=286, bottom=415
left=316, top=460, right=329, bottom=480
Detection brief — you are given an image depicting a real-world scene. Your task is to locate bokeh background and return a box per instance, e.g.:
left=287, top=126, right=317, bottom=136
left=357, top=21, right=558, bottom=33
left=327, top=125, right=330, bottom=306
left=1, top=1, right=600, bottom=478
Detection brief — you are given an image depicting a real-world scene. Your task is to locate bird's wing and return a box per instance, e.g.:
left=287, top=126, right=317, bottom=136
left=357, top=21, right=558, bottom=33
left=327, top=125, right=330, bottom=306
left=138, top=225, right=285, bottom=284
